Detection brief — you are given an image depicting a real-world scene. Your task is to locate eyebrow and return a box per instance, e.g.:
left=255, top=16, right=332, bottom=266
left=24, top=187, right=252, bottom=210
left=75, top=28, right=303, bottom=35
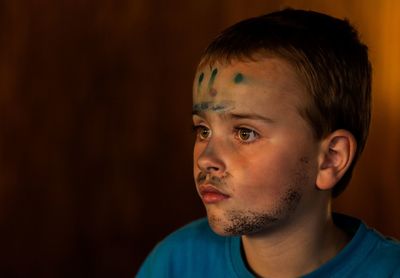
left=192, top=108, right=275, bottom=124
left=228, top=113, right=275, bottom=124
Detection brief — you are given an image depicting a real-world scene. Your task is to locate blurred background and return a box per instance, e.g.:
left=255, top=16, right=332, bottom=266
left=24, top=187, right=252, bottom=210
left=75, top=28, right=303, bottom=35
left=0, top=0, right=399, bottom=277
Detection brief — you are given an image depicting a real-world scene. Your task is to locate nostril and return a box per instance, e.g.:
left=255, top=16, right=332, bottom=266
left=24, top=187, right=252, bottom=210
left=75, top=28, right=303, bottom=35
left=206, top=166, right=220, bottom=173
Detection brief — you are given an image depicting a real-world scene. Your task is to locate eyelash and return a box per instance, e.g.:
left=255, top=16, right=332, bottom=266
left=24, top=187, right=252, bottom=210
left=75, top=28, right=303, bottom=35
left=233, top=127, right=259, bottom=144
left=192, top=125, right=259, bottom=144
left=192, top=125, right=211, bottom=141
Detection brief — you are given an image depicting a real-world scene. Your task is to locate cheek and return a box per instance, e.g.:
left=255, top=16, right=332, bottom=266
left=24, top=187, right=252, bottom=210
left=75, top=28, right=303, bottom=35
left=193, top=143, right=204, bottom=171
left=234, top=147, right=302, bottom=196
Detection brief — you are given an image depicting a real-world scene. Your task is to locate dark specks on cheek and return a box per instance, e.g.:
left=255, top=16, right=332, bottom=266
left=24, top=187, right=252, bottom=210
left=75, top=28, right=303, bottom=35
left=300, top=157, right=309, bottom=164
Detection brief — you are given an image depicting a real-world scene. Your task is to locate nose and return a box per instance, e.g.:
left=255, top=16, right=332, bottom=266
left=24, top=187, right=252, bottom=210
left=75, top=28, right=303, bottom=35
left=196, top=141, right=226, bottom=175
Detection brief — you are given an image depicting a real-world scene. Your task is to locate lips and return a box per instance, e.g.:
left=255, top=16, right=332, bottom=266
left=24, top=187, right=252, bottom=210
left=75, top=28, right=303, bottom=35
left=198, top=184, right=230, bottom=204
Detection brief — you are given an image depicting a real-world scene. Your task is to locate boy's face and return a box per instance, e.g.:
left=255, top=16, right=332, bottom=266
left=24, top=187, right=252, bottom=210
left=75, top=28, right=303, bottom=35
left=192, top=57, right=323, bottom=236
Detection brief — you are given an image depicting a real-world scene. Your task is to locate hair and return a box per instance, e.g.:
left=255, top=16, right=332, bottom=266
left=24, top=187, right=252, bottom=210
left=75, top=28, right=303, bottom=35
left=199, top=8, right=372, bottom=197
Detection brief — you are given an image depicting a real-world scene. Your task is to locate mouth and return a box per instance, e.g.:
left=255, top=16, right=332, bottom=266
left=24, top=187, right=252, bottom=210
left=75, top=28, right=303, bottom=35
left=198, top=184, right=230, bottom=204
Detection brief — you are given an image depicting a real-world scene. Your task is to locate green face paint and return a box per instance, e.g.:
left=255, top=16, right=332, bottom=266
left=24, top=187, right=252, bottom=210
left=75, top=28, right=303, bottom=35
left=234, top=73, right=244, bottom=84
left=198, top=72, right=204, bottom=86
left=208, top=68, right=218, bottom=89
left=197, top=72, right=205, bottom=94
left=192, top=101, right=234, bottom=113
left=210, top=68, right=218, bottom=84
left=206, top=68, right=218, bottom=96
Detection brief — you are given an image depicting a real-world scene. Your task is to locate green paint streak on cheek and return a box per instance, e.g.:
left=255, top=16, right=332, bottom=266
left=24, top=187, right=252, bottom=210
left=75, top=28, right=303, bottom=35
left=233, top=73, right=244, bottom=84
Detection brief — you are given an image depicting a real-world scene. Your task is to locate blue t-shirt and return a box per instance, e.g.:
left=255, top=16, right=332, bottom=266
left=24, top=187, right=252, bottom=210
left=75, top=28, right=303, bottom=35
left=137, top=214, right=400, bottom=277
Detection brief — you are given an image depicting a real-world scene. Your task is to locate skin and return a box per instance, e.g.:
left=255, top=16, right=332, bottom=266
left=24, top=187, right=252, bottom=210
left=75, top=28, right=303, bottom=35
left=192, top=57, right=354, bottom=277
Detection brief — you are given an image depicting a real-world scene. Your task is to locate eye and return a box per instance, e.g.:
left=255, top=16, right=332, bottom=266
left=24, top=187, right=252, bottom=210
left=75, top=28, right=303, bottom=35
left=235, top=127, right=258, bottom=143
left=193, top=125, right=211, bottom=140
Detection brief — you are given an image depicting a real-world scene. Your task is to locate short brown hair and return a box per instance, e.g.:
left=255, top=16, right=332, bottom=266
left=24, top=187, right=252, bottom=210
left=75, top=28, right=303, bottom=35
left=199, top=8, right=372, bottom=197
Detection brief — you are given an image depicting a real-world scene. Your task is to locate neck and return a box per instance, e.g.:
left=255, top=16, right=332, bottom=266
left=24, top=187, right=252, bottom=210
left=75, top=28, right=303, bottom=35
left=241, top=201, right=349, bottom=277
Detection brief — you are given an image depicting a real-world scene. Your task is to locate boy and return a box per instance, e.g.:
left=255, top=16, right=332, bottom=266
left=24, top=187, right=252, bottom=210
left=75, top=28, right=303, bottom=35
left=138, top=8, right=400, bottom=277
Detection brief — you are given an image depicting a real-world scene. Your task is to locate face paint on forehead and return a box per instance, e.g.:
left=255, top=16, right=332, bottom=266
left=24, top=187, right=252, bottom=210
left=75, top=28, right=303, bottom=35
left=233, top=73, right=245, bottom=84
left=195, top=68, right=220, bottom=97
left=197, top=72, right=204, bottom=89
left=209, top=68, right=218, bottom=85
left=209, top=88, right=218, bottom=97
left=207, top=68, right=219, bottom=97
left=192, top=100, right=235, bottom=114
left=199, top=72, right=205, bottom=82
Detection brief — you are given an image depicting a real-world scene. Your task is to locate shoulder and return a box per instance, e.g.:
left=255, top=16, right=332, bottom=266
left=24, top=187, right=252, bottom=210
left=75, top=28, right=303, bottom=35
left=366, top=230, right=400, bottom=267
left=137, top=218, right=228, bottom=277
left=146, top=217, right=217, bottom=257
left=356, top=224, right=400, bottom=275
left=153, top=218, right=223, bottom=252
left=324, top=214, right=400, bottom=277
left=166, top=217, right=218, bottom=243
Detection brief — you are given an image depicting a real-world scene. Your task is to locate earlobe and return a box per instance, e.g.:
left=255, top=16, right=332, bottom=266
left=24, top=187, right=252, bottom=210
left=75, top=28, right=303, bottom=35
left=316, top=130, right=357, bottom=191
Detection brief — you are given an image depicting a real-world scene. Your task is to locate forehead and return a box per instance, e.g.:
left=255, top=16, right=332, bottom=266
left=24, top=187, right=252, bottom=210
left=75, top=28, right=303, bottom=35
left=192, top=57, right=308, bottom=112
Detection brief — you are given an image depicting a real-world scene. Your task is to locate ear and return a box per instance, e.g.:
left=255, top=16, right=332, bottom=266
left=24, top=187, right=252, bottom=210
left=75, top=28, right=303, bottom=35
left=316, top=130, right=357, bottom=191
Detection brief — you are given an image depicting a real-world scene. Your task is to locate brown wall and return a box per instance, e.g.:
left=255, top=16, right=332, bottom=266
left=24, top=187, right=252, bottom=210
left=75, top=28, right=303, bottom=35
left=0, top=1, right=399, bottom=277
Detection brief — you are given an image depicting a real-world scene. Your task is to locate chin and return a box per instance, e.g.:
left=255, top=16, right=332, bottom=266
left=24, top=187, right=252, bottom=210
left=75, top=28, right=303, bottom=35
left=206, top=215, right=234, bottom=236
left=206, top=208, right=288, bottom=237
left=210, top=226, right=230, bottom=236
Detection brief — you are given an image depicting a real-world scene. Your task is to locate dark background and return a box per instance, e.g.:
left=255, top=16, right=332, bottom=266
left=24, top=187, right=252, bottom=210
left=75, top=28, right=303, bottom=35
left=0, top=1, right=399, bottom=277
